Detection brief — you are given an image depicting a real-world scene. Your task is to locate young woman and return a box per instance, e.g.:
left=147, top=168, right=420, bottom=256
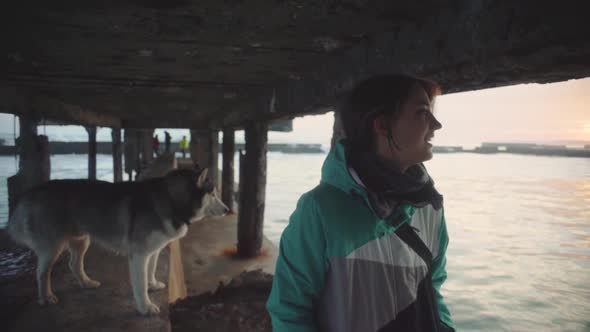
left=267, top=74, right=454, bottom=332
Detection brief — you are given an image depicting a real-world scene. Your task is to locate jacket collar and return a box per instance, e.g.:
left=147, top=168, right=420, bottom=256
left=320, top=142, right=415, bottom=221
left=320, top=142, right=364, bottom=197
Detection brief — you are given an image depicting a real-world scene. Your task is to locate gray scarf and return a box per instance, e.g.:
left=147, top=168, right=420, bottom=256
left=346, top=144, right=443, bottom=219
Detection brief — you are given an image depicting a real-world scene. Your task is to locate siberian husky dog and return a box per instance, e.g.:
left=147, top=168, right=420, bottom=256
left=7, top=168, right=228, bottom=315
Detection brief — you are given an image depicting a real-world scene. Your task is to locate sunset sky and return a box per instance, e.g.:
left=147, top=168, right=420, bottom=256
left=0, top=77, right=588, bottom=146
left=281, top=77, right=590, bottom=147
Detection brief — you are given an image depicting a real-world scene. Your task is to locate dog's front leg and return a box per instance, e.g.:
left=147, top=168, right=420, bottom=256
left=147, top=249, right=166, bottom=291
left=129, top=253, right=160, bottom=315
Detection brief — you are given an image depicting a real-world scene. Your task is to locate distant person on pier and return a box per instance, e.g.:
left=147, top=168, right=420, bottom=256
left=164, top=131, right=172, bottom=153
left=267, top=74, right=455, bottom=331
left=179, top=135, right=189, bottom=158
left=152, top=134, right=160, bottom=157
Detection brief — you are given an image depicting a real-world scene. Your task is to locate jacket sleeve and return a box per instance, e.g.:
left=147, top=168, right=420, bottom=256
left=432, top=211, right=455, bottom=331
left=266, top=193, right=327, bottom=332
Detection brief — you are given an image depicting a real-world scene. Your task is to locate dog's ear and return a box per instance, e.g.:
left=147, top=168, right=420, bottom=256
left=197, top=168, right=209, bottom=189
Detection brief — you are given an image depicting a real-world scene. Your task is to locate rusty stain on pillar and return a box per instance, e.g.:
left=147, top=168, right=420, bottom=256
left=112, top=128, right=123, bottom=182
left=222, top=128, right=235, bottom=210
left=7, top=114, right=50, bottom=216
left=237, top=122, right=268, bottom=258
left=86, top=126, right=97, bottom=180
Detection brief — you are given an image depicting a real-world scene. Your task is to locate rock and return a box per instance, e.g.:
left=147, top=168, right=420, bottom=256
left=170, top=269, right=273, bottom=332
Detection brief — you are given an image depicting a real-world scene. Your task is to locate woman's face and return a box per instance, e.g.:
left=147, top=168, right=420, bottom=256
left=374, top=84, right=442, bottom=172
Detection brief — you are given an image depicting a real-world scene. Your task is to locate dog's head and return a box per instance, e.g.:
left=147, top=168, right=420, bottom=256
left=165, top=168, right=229, bottom=225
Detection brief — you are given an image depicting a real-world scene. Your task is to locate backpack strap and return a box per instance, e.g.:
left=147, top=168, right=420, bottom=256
left=394, top=222, right=433, bottom=270
left=393, top=221, right=454, bottom=332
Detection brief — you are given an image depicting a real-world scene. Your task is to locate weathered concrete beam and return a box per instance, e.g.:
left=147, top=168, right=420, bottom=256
left=228, top=1, right=590, bottom=123
left=219, top=105, right=334, bottom=130
left=125, top=118, right=211, bottom=130
left=2, top=1, right=588, bottom=131
left=0, top=88, right=122, bottom=128
left=32, top=98, right=121, bottom=128
left=216, top=91, right=275, bottom=128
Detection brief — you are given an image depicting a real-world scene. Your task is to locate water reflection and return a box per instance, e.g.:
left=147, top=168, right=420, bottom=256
left=0, top=152, right=588, bottom=331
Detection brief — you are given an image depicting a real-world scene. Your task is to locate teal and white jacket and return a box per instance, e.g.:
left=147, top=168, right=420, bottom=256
left=266, top=143, right=454, bottom=332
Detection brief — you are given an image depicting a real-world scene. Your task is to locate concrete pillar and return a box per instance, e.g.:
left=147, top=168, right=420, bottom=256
left=86, top=126, right=97, bottom=180
left=189, top=130, right=198, bottom=165
left=124, top=128, right=140, bottom=181
left=140, top=129, right=154, bottom=169
left=237, top=122, right=268, bottom=258
left=238, top=149, right=244, bottom=208
left=190, top=129, right=219, bottom=186
left=7, top=114, right=50, bottom=216
left=210, top=131, right=219, bottom=188
left=221, top=128, right=235, bottom=210
left=112, top=128, right=123, bottom=182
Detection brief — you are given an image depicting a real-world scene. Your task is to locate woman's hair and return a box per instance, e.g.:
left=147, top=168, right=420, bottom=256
left=341, top=74, right=441, bottom=150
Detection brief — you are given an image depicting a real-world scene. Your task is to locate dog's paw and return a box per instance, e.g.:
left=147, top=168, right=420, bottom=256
left=138, top=302, right=160, bottom=316
left=81, top=279, right=101, bottom=289
left=38, top=294, right=59, bottom=305
left=148, top=280, right=166, bottom=291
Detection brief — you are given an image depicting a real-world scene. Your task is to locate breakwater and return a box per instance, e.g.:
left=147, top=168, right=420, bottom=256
left=432, top=143, right=590, bottom=158
left=1, top=142, right=588, bottom=158
left=0, top=142, right=325, bottom=155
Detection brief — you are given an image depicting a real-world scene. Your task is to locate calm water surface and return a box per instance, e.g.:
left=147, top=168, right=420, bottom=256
left=0, top=153, right=588, bottom=331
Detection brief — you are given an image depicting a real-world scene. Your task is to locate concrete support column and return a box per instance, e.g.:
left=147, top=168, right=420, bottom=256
left=112, top=128, right=123, bottom=182
left=7, top=114, right=50, bottom=215
left=221, top=128, right=235, bottom=210
left=237, top=122, right=268, bottom=258
left=140, top=129, right=154, bottom=169
left=190, top=129, right=219, bottom=186
left=86, top=126, right=97, bottom=180
left=123, top=128, right=140, bottom=181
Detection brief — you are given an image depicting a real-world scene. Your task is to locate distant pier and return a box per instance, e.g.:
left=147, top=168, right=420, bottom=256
left=0, top=142, right=325, bottom=155
left=1, top=141, right=589, bottom=158
left=434, top=142, right=590, bottom=158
